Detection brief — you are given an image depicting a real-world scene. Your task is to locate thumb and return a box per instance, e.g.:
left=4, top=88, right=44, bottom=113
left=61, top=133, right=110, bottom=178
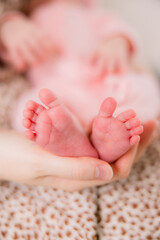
left=136, top=120, right=156, bottom=161
left=39, top=152, right=113, bottom=181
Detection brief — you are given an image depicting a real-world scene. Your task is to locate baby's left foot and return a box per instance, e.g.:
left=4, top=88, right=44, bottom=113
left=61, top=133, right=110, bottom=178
left=91, top=98, right=143, bottom=163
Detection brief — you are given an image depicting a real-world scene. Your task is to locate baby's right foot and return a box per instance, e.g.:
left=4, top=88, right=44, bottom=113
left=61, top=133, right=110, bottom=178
left=23, top=88, right=98, bottom=157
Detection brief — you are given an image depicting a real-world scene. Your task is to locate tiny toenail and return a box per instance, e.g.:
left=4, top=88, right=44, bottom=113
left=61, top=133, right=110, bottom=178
left=96, top=165, right=113, bottom=180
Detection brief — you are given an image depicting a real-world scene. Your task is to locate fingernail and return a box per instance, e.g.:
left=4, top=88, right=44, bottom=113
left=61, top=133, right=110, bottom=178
left=96, top=165, right=113, bottom=180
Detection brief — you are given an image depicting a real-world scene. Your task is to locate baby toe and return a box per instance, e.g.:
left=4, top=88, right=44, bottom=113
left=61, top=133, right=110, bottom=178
left=26, top=100, right=38, bottom=111
left=26, top=100, right=45, bottom=115
left=23, top=119, right=32, bottom=129
left=35, top=105, right=45, bottom=115
left=25, top=130, right=36, bottom=140
left=99, top=97, right=117, bottom=118
left=23, top=109, right=37, bottom=125
left=23, top=109, right=34, bottom=119
left=130, top=135, right=140, bottom=145
left=117, top=109, right=136, bottom=122
left=125, top=117, right=141, bottom=129
left=129, top=125, right=144, bottom=136
left=31, top=113, right=37, bottom=123
left=30, top=122, right=36, bottom=131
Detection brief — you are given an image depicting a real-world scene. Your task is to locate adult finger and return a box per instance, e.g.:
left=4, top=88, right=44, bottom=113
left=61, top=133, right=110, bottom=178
left=135, top=120, right=156, bottom=162
left=110, top=120, right=156, bottom=180
left=31, top=174, right=109, bottom=192
left=32, top=147, right=137, bottom=191
left=33, top=147, right=136, bottom=191
left=110, top=144, right=138, bottom=181
left=36, top=152, right=113, bottom=181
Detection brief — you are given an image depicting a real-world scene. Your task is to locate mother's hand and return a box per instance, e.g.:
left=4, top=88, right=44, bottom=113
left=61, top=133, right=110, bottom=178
left=0, top=121, right=155, bottom=192
left=49, top=120, right=155, bottom=191
left=0, top=129, right=113, bottom=188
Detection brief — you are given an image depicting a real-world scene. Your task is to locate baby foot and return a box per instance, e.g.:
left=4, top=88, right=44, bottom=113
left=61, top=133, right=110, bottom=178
left=23, top=88, right=98, bottom=157
left=91, top=98, right=143, bottom=163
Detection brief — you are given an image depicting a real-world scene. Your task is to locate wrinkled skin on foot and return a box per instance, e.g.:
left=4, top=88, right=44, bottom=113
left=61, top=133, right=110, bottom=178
left=23, top=88, right=98, bottom=158
left=91, top=97, right=143, bottom=163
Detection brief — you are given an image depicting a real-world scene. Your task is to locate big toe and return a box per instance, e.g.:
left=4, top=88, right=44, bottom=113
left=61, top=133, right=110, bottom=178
left=39, top=88, right=58, bottom=108
left=99, top=97, right=117, bottom=118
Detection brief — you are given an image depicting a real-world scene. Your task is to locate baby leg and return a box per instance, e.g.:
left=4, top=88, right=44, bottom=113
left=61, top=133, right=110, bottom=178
left=23, top=88, right=98, bottom=158
left=91, top=97, right=143, bottom=163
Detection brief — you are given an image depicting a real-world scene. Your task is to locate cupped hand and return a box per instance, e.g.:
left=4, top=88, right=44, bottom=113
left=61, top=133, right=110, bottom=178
left=90, top=37, right=130, bottom=77
left=0, top=17, right=54, bottom=71
left=0, top=121, right=155, bottom=192
left=45, top=120, right=155, bottom=191
left=0, top=129, right=113, bottom=188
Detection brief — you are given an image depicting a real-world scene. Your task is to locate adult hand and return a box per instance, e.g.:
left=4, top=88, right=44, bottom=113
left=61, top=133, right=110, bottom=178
left=0, top=121, right=155, bottom=192
left=0, top=129, right=113, bottom=188
left=44, top=120, right=155, bottom=191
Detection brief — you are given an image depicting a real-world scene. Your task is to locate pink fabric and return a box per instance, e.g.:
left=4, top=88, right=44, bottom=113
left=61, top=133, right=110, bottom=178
left=12, top=1, right=160, bottom=131
left=31, top=1, right=137, bottom=57
left=81, top=0, right=97, bottom=7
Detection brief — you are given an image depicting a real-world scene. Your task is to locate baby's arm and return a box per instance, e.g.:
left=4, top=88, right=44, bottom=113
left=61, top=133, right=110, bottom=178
left=90, top=10, right=137, bottom=75
left=0, top=11, right=53, bottom=72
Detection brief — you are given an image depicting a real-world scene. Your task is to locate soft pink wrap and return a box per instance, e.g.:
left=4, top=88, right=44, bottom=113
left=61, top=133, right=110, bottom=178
left=12, top=1, right=160, bottom=131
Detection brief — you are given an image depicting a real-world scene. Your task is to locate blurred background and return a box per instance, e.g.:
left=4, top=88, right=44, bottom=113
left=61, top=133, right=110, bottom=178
left=101, top=0, right=160, bottom=76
